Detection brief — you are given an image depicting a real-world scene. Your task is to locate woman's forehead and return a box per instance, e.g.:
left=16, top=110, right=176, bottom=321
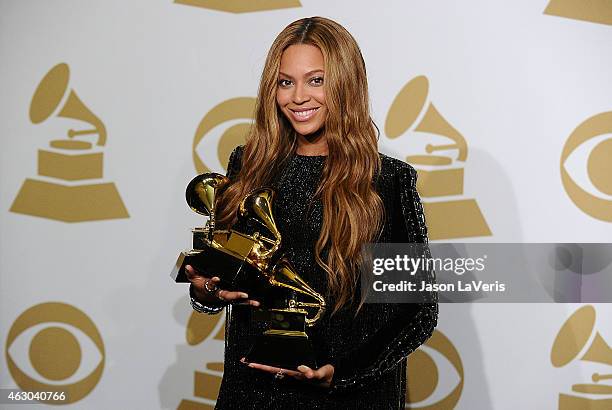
left=279, top=44, right=325, bottom=74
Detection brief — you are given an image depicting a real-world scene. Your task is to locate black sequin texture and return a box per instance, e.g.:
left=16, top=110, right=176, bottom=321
left=191, top=146, right=438, bottom=409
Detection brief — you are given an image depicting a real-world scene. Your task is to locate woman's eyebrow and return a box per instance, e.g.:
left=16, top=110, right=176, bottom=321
left=279, top=69, right=325, bottom=79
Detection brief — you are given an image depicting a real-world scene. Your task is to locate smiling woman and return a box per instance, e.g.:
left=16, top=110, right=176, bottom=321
left=185, top=16, right=438, bottom=409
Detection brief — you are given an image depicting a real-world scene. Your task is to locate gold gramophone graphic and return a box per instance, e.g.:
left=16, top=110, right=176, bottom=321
left=176, top=311, right=226, bottom=410
left=551, top=305, right=612, bottom=409
left=10, top=63, right=128, bottom=222
left=171, top=173, right=326, bottom=369
left=174, top=0, right=301, bottom=14
left=544, top=0, right=612, bottom=26
left=385, top=75, right=491, bottom=240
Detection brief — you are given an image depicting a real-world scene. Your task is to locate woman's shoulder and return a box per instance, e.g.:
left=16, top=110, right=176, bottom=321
left=226, top=145, right=245, bottom=178
left=229, top=145, right=244, bottom=159
left=227, top=147, right=417, bottom=179
left=378, top=152, right=417, bottom=180
left=228, top=145, right=245, bottom=163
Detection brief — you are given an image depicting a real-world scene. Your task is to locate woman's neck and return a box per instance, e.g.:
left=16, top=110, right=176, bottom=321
left=295, top=131, right=328, bottom=156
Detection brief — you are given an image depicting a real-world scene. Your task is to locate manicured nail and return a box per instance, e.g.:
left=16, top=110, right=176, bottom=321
left=297, top=365, right=311, bottom=372
left=241, top=293, right=248, bottom=298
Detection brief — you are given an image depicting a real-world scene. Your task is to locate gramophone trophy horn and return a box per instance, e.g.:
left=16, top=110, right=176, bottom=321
left=171, top=173, right=262, bottom=288
left=172, top=173, right=326, bottom=370
left=239, top=187, right=282, bottom=263
left=245, top=255, right=326, bottom=369
left=186, top=173, right=229, bottom=216
left=186, top=173, right=229, bottom=237
left=268, top=258, right=326, bottom=326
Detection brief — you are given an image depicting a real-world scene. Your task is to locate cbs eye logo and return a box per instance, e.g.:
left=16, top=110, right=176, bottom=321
left=5, top=302, right=104, bottom=404
left=560, top=111, right=612, bottom=222
left=192, top=97, right=255, bottom=173
left=405, top=330, right=463, bottom=409
left=176, top=309, right=227, bottom=407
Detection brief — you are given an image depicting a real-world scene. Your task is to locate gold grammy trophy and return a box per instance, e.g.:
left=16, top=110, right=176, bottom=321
left=386, top=76, right=491, bottom=240
left=10, top=63, right=128, bottom=222
left=551, top=305, right=612, bottom=409
left=172, top=173, right=326, bottom=369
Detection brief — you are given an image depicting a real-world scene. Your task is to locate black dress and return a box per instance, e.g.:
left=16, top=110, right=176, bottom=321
left=190, top=146, right=438, bottom=409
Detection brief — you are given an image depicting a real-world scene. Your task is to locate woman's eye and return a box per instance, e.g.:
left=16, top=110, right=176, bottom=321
left=310, top=76, right=324, bottom=86
left=278, top=79, right=292, bottom=87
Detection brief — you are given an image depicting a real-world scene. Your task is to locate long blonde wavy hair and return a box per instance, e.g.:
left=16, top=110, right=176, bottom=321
left=217, top=17, right=383, bottom=315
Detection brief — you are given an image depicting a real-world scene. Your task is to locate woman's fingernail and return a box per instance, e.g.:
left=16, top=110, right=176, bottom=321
left=241, top=293, right=248, bottom=298
left=297, top=365, right=311, bottom=372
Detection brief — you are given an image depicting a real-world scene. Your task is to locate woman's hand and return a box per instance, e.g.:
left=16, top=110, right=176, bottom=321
left=185, top=265, right=260, bottom=307
left=241, top=357, right=335, bottom=388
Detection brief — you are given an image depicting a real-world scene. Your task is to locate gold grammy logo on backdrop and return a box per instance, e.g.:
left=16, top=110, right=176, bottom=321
left=175, top=0, right=301, bottom=13
left=544, top=0, right=612, bottom=26
left=385, top=76, right=491, bottom=240
left=551, top=305, right=612, bottom=409
left=177, top=311, right=226, bottom=409
left=10, top=63, right=128, bottom=222
left=192, top=97, right=254, bottom=173
left=5, top=302, right=105, bottom=404
left=560, top=111, right=612, bottom=222
left=405, top=330, right=464, bottom=409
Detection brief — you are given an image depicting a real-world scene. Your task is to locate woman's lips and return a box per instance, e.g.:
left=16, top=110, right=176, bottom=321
left=289, top=107, right=319, bottom=122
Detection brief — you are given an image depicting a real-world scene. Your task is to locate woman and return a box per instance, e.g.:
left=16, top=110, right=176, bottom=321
left=186, top=16, right=438, bottom=409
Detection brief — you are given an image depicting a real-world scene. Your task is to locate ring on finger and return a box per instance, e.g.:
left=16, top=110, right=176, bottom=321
left=204, top=279, right=218, bottom=294
left=214, top=289, right=225, bottom=301
left=274, top=369, right=285, bottom=380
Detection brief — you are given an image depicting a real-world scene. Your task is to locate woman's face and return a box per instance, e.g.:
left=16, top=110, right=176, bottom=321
left=276, top=44, right=327, bottom=138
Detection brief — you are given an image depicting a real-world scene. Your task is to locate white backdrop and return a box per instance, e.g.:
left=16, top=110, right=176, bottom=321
left=1, top=1, right=611, bottom=409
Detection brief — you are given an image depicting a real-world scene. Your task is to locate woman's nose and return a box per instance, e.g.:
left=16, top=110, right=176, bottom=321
left=292, top=85, right=310, bottom=104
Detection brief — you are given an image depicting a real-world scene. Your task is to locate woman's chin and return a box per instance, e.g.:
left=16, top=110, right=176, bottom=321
left=293, top=124, right=325, bottom=139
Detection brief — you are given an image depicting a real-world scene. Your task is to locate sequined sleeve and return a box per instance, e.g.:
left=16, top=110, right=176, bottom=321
left=329, top=162, right=439, bottom=392
left=226, top=145, right=244, bottom=181
left=189, top=146, right=244, bottom=315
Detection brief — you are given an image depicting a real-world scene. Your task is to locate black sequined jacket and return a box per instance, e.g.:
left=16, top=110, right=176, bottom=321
left=189, top=146, right=438, bottom=409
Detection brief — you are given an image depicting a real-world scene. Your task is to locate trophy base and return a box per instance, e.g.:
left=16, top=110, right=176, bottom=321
left=171, top=251, right=195, bottom=283
left=245, top=331, right=318, bottom=370
left=171, top=248, right=265, bottom=293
